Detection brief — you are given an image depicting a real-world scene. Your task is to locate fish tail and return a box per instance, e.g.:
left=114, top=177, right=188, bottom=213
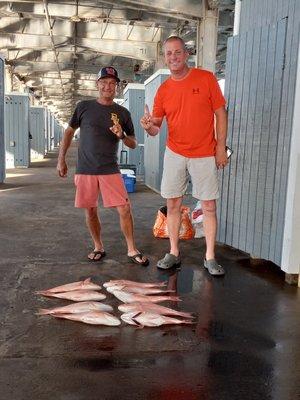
left=35, top=290, right=51, bottom=296
left=51, top=313, right=68, bottom=319
left=36, top=308, right=51, bottom=315
left=159, top=281, right=168, bottom=287
left=177, top=311, right=194, bottom=318
left=169, top=296, right=181, bottom=302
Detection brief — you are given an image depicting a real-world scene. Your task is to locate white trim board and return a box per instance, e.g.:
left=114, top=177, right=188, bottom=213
left=281, top=41, right=300, bottom=274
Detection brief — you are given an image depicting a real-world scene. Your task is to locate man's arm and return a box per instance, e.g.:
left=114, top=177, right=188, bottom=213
left=122, top=134, right=137, bottom=149
left=215, top=106, right=228, bottom=169
left=57, top=126, right=75, bottom=177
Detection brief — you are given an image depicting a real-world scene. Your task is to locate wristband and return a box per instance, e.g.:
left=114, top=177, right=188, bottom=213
left=120, top=131, right=126, bottom=140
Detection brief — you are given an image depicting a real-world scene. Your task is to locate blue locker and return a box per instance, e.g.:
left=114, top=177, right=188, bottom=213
left=122, top=83, right=145, bottom=177
left=46, top=109, right=54, bottom=152
left=144, top=69, right=170, bottom=192
left=53, top=119, right=62, bottom=147
left=29, top=106, right=46, bottom=160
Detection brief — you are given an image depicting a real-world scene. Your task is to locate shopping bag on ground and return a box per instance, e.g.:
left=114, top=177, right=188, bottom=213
left=191, top=201, right=204, bottom=238
left=153, top=206, right=195, bottom=240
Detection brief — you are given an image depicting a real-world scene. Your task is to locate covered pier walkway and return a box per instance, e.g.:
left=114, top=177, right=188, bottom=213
left=0, top=145, right=299, bottom=400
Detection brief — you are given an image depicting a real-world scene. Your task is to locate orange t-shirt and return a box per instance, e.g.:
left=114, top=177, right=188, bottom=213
left=152, top=68, right=226, bottom=157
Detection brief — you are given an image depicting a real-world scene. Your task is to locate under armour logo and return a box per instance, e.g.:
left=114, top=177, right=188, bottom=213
left=193, top=88, right=200, bottom=94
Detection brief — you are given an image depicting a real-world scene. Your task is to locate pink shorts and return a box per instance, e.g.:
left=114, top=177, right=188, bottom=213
left=74, top=173, right=129, bottom=208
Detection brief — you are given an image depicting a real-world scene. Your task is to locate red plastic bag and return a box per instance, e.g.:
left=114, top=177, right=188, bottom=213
left=153, top=206, right=195, bottom=240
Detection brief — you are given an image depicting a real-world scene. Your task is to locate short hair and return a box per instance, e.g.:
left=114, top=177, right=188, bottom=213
left=163, top=36, right=187, bottom=51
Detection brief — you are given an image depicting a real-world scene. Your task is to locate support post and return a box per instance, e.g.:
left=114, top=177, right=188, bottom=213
left=196, top=1, right=218, bottom=72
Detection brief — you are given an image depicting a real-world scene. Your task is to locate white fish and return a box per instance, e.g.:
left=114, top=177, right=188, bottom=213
left=37, top=301, right=113, bottom=315
left=103, top=280, right=166, bottom=289
left=121, top=311, right=192, bottom=327
left=106, top=285, right=174, bottom=295
left=36, top=278, right=101, bottom=294
left=118, top=302, right=193, bottom=319
left=37, top=290, right=106, bottom=302
left=111, top=290, right=180, bottom=304
left=52, top=311, right=120, bottom=326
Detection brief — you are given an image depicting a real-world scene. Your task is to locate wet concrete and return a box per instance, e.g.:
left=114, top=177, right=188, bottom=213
left=0, top=144, right=299, bottom=400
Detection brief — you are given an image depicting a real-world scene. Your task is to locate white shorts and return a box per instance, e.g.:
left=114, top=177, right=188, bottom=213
left=161, top=147, right=219, bottom=200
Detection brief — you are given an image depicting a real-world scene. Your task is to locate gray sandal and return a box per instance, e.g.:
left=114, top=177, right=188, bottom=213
left=157, top=253, right=181, bottom=270
left=204, top=259, right=225, bottom=276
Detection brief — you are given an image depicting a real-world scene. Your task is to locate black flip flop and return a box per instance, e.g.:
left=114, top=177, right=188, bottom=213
left=128, top=253, right=149, bottom=266
left=88, top=250, right=106, bottom=262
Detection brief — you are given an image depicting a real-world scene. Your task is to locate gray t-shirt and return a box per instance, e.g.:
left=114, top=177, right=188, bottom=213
left=69, top=100, right=135, bottom=175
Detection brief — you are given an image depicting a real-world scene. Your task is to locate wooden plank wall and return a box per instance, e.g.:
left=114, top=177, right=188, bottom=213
left=217, top=0, right=300, bottom=267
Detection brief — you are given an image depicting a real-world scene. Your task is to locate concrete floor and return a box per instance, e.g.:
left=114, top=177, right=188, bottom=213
left=0, top=145, right=299, bottom=400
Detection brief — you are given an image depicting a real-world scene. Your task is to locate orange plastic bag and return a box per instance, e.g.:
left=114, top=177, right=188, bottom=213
left=153, top=206, right=195, bottom=240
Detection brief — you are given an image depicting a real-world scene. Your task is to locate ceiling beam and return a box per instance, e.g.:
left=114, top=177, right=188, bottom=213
left=0, top=33, right=159, bottom=60
left=97, top=0, right=203, bottom=20
left=0, top=17, right=163, bottom=42
left=0, top=1, right=191, bottom=24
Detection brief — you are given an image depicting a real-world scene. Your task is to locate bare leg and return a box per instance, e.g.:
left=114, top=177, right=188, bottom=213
left=85, top=207, right=104, bottom=260
left=166, top=197, right=183, bottom=257
left=116, top=203, right=148, bottom=263
left=201, top=200, right=217, bottom=260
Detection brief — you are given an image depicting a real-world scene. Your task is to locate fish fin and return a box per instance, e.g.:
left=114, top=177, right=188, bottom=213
left=84, top=278, right=92, bottom=284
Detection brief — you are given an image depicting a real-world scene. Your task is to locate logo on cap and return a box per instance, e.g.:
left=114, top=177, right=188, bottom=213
left=106, top=67, right=116, bottom=76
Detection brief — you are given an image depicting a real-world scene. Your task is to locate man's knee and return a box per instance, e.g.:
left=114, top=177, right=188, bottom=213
left=167, top=197, right=182, bottom=214
left=85, top=207, right=98, bottom=220
left=202, top=200, right=216, bottom=215
left=117, top=203, right=131, bottom=218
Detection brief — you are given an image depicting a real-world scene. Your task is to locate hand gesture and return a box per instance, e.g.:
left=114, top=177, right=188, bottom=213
left=109, top=122, right=124, bottom=139
left=140, top=104, right=154, bottom=130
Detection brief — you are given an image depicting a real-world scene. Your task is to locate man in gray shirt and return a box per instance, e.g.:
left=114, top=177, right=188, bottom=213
left=57, top=66, right=149, bottom=266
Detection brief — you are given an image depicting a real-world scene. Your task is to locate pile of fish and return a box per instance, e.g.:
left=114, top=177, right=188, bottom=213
left=103, top=279, right=193, bottom=327
left=36, top=278, right=120, bottom=326
left=36, top=278, right=194, bottom=328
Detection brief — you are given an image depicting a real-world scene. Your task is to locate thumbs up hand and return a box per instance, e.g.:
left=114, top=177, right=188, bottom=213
left=140, top=104, right=154, bottom=130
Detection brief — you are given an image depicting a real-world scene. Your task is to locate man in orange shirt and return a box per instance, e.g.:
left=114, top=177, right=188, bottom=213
left=140, top=36, right=228, bottom=275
